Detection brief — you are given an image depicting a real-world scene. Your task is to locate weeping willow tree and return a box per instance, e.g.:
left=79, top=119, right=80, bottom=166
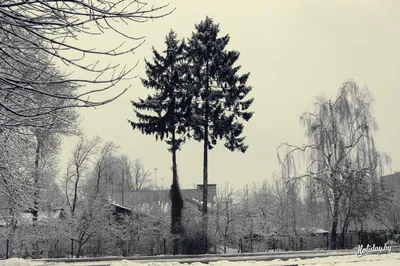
left=278, top=80, right=390, bottom=250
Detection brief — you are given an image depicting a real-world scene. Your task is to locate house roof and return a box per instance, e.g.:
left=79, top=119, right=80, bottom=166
left=107, top=196, right=131, bottom=212
left=381, top=172, right=400, bottom=191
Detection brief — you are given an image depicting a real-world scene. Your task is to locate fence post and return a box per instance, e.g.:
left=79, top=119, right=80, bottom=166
left=300, top=237, right=303, bottom=250
left=71, top=239, right=74, bottom=258
left=350, top=235, right=353, bottom=249
left=6, top=239, right=9, bottom=259
left=250, top=235, right=253, bottom=253
left=326, top=234, right=329, bottom=250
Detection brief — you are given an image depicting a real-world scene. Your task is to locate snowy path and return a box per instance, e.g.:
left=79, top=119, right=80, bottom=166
left=2, top=252, right=400, bottom=266
left=25, top=249, right=388, bottom=264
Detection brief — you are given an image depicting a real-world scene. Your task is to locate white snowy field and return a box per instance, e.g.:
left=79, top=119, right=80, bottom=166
left=1, top=253, right=400, bottom=266
left=0, top=253, right=400, bottom=266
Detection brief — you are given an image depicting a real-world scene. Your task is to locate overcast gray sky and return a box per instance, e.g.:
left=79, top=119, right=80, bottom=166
left=60, top=0, right=400, bottom=190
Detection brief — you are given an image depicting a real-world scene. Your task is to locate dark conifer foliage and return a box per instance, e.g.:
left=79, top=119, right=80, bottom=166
left=186, top=16, right=254, bottom=250
left=130, top=18, right=254, bottom=254
left=170, top=171, right=184, bottom=254
left=129, top=30, right=188, bottom=254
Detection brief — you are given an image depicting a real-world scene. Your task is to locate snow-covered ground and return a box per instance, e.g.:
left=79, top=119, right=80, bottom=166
left=110, top=253, right=400, bottom=266
left=1, top=253, right=400, bottom=266
left=108, top=253, right=400, bottom=266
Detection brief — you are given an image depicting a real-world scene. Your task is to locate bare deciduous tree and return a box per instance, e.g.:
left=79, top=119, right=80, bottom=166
left=277, top=80, right=390, bottom=249
left=376, top=184, right=400, bottom=238
left=130, top=158, right=151, bottom=191
left=118, top=154, right=133, bottom=194
left=65, top=135, right=101, bottom=215
left=0, top=0, right=173, bottom=134
left=212, top=182, right=236, bottom=254
left=0, top=34, right=78, bottom=128
left=250, top=173, right=301, bottom=251
left=0, top=128, right=38, bottom=258
left=93, top=141, right=119, bottom=194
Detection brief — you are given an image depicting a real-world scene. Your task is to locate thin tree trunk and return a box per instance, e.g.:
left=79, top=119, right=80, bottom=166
left=72, top=166, right=80, bottom=214
left=33, top=139, right=40, bottom=221
left=76, top=241, right=82, bottom=258
left=76, top=234, right=90, bottom=258
left=96, top=165, right=101, bottom=194
left=202, top=58, right=210, bottom=254
left=341, top=224, right=346, bottom=249
left=330, top=194, right=340, bottom=250
left=32, top=137, right=41, bottom=258
left=96, top=172, right=101, bottom=194
left=203, top=118, right=209, bottom=253
left=341, top=206, right=352, bottom=249
left=171, top=144, right=179, bottom=254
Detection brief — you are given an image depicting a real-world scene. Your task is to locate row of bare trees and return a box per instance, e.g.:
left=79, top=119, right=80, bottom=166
left=208, top=179, right=304, bottom=254
left=0, top=0, right=174, bottom=259
left=61, top=135, right=157, bottom=257
left=1, top=133, right=158, bottom=258
left=209, top=80, right=399, bottom=253
left=64, top=135, right=153, bottom=213
left=210, top=178, right=399, bottom=254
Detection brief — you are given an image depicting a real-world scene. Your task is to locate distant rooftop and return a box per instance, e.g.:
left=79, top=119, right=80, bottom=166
left=109, top=184, right=217, bottom=208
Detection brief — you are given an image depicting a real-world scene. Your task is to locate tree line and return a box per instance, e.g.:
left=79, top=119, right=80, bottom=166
left=0, top=0, right=399, bottom=259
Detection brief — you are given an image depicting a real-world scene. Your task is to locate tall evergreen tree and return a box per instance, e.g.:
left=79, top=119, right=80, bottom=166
left=187, top=17, right=254, bottom=251
left=129, top=30, right=189, bottom=254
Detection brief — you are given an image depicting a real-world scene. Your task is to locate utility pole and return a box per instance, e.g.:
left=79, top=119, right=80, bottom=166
left=154, top=168, right=158, bottom=190
left=121, top=167, right=124, bottom=205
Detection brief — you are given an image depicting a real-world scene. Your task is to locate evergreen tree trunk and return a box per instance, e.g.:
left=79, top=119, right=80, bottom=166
left=202, top=57, right=210, bottom=254
left=171, top=131, right=184, bottom=255
left=202, top=121, right=209, bottom=253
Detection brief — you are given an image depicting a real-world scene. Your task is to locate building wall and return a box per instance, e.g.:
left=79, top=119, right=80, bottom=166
left=381, top=172, right=400, bottom=193
left=110, top=184, right=217, bottom=208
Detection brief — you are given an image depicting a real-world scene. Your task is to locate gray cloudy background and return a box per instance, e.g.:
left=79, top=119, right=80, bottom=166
left=60, top=0, right=400, bottom=190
